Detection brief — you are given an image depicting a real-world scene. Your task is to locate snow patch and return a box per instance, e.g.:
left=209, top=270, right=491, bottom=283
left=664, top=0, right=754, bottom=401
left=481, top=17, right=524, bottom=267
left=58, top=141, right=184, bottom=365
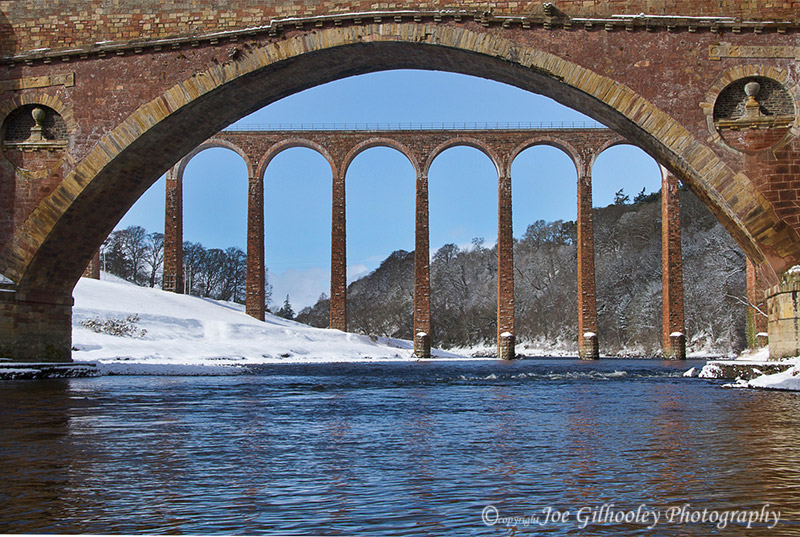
left=735, top=346, right=770, bottom=362
left=72, top=275, right=467, bottom=375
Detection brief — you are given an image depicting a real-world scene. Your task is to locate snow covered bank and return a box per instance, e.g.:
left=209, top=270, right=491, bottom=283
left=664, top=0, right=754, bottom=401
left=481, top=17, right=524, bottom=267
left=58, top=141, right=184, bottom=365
left=72, top=276, right=463, bottom=375
left=693, top=345, right=800, bottom=391
left=717, top=357, right=800, bottom=391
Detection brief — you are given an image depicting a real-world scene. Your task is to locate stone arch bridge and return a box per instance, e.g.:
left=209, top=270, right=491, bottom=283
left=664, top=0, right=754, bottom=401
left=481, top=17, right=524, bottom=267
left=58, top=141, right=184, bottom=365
left=0, top=1, right=798, bottom=361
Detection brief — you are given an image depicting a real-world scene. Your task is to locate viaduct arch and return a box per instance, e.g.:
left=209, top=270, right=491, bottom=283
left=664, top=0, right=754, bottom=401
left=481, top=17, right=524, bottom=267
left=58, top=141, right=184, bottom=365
left=0, top=2, right=798, bottom=361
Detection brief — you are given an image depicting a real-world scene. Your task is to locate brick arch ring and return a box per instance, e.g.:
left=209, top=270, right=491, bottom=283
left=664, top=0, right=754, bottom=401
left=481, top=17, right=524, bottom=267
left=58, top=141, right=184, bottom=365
left=2, top=22, right=797, bottom=295
left=424, top=137, right=503, bottom=178
left=258, top=138, right=338, bottom=181
left=341, top=137, right=420, bottom=178
left=587, top=138, right=649, bottom=172
left=176, top=138, right=255, bottom=180
left=507, top=137, right=590, bottom=178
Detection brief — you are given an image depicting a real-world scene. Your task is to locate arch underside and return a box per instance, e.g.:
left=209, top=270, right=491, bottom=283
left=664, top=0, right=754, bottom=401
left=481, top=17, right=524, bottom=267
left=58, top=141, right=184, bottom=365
left=1, top=24, right=796, bottom=295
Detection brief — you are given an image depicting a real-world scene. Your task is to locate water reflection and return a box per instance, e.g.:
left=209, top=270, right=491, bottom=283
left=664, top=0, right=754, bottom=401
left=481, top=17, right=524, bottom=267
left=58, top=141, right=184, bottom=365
left=0, top=360, right=799, bottom=535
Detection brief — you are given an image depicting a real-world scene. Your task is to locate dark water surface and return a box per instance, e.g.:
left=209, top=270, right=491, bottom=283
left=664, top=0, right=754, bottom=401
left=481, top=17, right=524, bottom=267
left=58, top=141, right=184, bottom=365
left=2, top=359, right=800, bottom=535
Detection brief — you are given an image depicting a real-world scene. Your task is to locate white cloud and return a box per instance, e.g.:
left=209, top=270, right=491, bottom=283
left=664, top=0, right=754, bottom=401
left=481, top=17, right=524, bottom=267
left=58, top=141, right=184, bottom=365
left=269, top=267, right=329, bottom=311
left=269, top=263, right=373, bottom=311
left=347, top=264, right=370, bottom=283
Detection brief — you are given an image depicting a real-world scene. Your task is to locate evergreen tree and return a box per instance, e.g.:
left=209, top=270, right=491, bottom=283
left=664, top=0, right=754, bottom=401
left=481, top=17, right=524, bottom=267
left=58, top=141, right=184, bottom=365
left=277, top=295, right=295, bottom=320
left=613, top=188, right=630, bottom=205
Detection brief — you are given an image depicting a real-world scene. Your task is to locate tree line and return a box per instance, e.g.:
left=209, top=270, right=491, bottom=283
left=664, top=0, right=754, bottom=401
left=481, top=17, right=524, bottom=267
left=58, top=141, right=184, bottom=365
left=100, top=227, right=254, bottom=304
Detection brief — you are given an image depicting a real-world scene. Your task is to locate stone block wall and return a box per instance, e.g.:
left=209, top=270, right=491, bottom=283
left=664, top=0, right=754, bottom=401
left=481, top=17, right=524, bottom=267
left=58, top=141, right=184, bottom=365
left=0, top=292, right=72, bottom=362
left=6, top=1, right=799, bottom=54
left=767, top=273, right=800, bottom=359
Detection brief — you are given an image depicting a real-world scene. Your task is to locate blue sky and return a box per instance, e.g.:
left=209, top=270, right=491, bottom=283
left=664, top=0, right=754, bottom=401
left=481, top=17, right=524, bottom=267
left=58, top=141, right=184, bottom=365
left=118, top=70, right=662, bottom=309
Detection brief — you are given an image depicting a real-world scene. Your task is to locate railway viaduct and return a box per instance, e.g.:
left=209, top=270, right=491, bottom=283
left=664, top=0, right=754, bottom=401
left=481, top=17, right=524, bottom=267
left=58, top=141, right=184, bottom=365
left=160, top=126, right=632, bottom=360
left=0, top=1, right=798, bottom=362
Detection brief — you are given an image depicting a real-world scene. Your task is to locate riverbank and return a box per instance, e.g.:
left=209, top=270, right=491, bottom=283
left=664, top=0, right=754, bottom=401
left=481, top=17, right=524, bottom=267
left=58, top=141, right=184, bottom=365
left=3, top=275, right=793, bottom=382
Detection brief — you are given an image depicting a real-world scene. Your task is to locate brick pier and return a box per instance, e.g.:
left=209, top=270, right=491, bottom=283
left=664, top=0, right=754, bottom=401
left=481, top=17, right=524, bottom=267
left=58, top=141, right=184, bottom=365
left=661, top=169, right=686, bottom=359
left=577, top=167, right=599, bottom=359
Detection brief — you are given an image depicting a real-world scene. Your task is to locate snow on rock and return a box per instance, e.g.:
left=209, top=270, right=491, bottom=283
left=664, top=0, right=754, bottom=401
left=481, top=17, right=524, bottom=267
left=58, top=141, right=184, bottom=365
left=72, top=276, right=464, bottom=375
left=698, top=363, right=723, bottom=379
left=683, top=367, right=699, bottom=377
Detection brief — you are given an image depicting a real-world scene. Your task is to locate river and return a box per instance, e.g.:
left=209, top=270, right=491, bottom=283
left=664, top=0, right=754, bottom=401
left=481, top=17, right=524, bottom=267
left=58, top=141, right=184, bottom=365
left=1, top=359, right=799, bottom=535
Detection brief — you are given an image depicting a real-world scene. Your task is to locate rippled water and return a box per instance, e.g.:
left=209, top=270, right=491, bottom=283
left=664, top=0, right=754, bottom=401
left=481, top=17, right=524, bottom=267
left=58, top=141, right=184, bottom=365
left=2, top=359, right=800, bottom=535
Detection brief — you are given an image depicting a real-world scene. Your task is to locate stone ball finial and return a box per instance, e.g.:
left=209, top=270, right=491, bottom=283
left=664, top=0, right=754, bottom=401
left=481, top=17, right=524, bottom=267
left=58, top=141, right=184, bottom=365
left=31, top=107, right=46, bottom=126
left=743, top=80, right=762, bottom=118
left=744, top=81, right=761, bottom=98
left=26, top=107, right=47, bottom=142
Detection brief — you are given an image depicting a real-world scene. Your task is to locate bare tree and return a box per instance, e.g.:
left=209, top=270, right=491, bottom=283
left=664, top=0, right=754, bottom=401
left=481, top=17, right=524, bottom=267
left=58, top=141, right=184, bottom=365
left=145, top=232, right=164, bottom=288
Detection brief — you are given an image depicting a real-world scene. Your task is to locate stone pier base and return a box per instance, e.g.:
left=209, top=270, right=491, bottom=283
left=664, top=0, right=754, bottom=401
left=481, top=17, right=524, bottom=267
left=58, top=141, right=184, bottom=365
left=579, top=332, right=599, bottom=360
left=756, top=332, right=769, bottom=348
left=498, top=332, right=515, bottom=360
left=664, top=332, right=686, bottom=360
left=0, top=362, right=97, bottom=379
left=414, top=332, right=431, bottom=358
left=0, top=290, right=73, bottom=362
left=82, top=250, right=101, bottom=279
left=767, top=269, right=800, bottom=360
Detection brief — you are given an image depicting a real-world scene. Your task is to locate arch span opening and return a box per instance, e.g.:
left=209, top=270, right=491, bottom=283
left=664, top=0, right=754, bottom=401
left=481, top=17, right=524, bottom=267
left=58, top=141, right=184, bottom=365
left=429, top=146, right=498, bottom=350
left=345, top=146, right=416, bottom=338
left=263, top=146, right=332, bottom=317
left=511, top=145, right=579, bottom=353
